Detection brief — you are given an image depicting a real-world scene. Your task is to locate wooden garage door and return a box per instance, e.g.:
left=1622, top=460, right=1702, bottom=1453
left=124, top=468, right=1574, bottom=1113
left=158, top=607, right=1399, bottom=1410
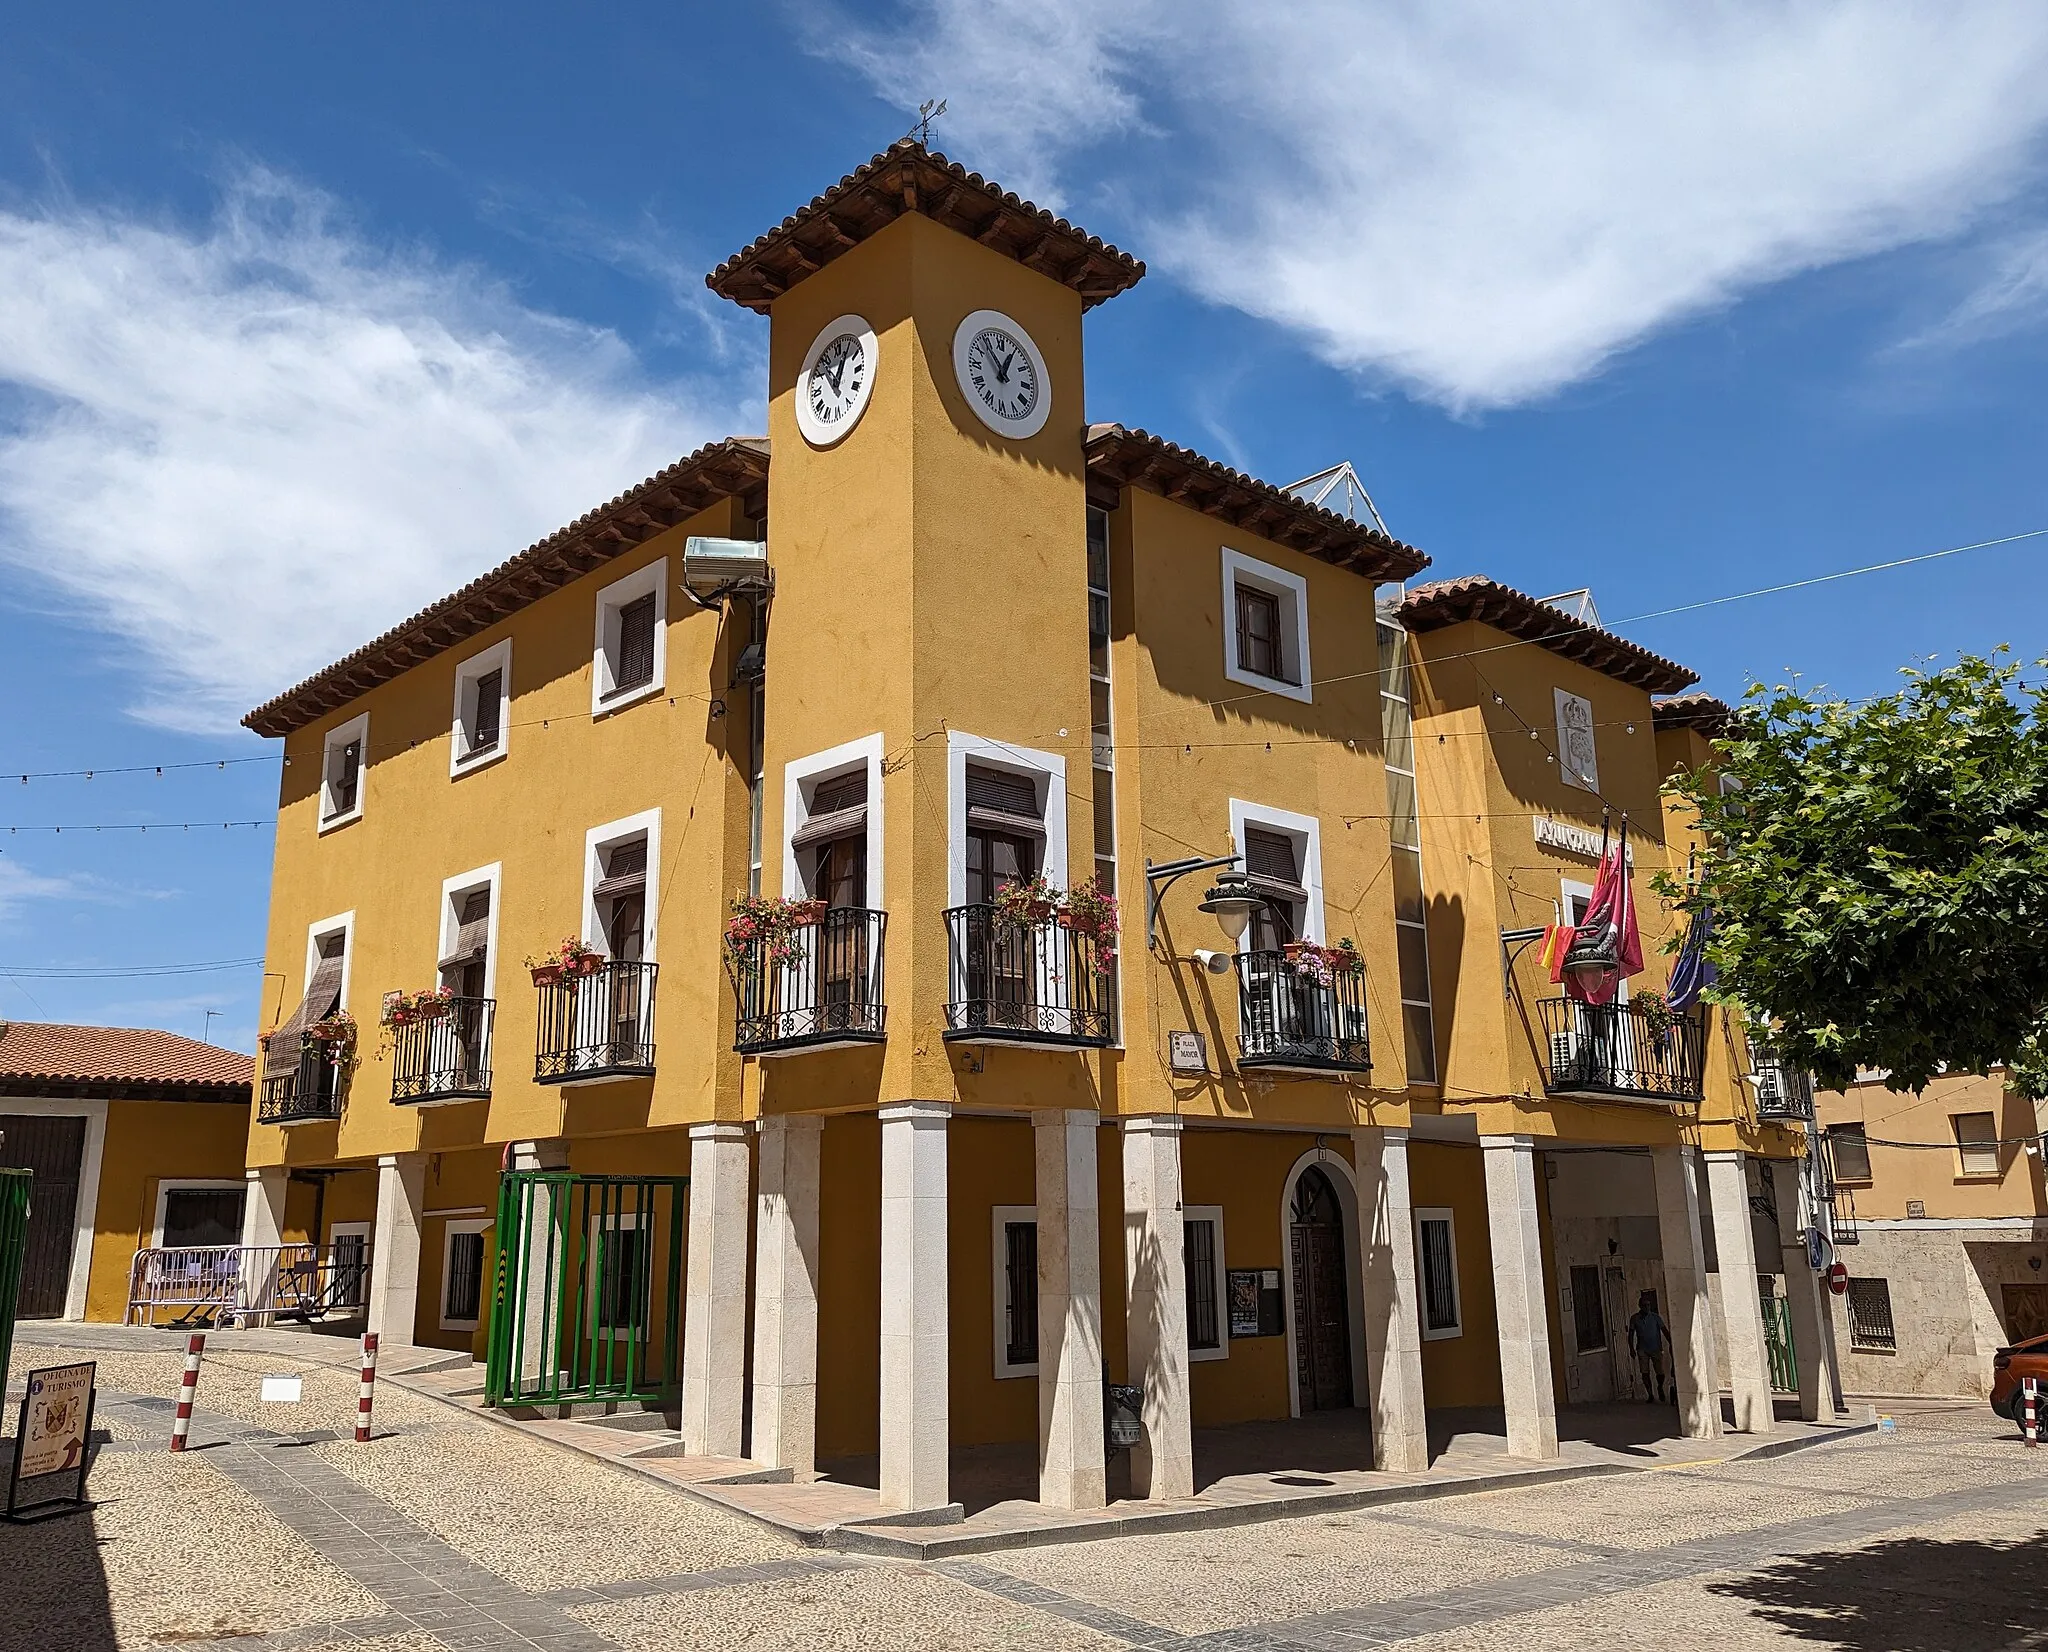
left=0, top=1115, right=87, bottom=1318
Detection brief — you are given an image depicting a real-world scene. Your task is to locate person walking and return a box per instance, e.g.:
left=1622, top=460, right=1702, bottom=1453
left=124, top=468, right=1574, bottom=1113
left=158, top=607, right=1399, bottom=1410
left=1628, top=1290, right=1673, bottom=1403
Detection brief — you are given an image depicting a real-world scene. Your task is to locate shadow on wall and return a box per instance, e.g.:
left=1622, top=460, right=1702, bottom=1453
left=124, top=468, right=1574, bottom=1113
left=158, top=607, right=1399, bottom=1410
left=0, top=1435, right=116, bottom=1652
left=1708, top=1529, right=2048, bottom=1650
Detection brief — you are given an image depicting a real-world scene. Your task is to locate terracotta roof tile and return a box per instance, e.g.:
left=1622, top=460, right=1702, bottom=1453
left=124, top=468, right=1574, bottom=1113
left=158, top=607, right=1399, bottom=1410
left=0, top=1021, right=253, bottom=1095
left=1653, top=692, right=1737, bottom=736
left=1396, top=575, right=1699, bottom=695
left=707, top=140, right=1145, bottom=313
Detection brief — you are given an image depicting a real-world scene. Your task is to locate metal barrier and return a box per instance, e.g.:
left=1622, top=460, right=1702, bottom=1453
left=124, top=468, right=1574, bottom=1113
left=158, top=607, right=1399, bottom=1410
left=0, top=1168, right=28, bottom=1380
left=125, top=1243, right=373, bottom=1328
left=1763, top=1291, right=1799, bottom=1393
left=485, top=1171, right=686, bottom=1407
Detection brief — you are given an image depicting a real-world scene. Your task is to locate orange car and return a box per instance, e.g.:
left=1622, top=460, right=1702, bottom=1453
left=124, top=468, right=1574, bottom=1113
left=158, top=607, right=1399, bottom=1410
left=1990, top=1331, right=2048, bottom=1421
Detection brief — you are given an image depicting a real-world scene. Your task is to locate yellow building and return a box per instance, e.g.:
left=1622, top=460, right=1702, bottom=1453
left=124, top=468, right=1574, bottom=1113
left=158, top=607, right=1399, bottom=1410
left=236, top=141, right=1832, bottom=1513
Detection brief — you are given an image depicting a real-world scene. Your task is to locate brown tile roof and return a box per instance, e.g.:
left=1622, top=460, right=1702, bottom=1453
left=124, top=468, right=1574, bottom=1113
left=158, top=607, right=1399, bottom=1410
left=243, top=438, right=770, bottom=738
left=1653, top=692, right=1737, bottom=736
left=0, top=1021, right=253, bottom=1101
left=706, top=140, right=1145, bottom=313
left=1396, top=576, right=1699, bottom=695
left=1084, top=425, right=1431, bottom=582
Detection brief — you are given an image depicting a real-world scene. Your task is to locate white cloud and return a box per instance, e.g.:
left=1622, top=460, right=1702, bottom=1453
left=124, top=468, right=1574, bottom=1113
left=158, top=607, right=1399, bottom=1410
left=0, top=858, right=81, bottom=926
left=1903, top=227, right=2048, bottom=348
left=0, top=169, right=753, bottom=730
left=830, top=0, right=2048, bottom=410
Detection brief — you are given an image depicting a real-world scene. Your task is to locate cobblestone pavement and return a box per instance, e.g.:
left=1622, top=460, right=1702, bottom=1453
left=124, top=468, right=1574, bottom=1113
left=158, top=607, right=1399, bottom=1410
left=8, top=1331, right=2048, bottom=1651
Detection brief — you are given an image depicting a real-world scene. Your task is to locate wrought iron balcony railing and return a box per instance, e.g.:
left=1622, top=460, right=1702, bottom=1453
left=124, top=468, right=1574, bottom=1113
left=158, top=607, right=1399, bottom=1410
left=257, top=1036, right=347, bottom=1125
left=1745, top=1039, right=1815, bottom=1122
left=1235, top=951, right=1372, bottom=1074
left=1537, top=998, right=1706, bottom=1104
left=391, top=997, right=495, bottom=1105
left=942, top=905, right=1115, bottom=1047
left=733, top=907, right=888, bottom=1055
left=535, top=961, right=657, bottom=1084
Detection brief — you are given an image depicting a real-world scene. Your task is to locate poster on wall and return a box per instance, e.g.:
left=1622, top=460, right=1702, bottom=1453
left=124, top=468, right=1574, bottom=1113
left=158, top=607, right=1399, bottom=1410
left=1227, top=1269, right=1285, bottom=1338
left=6, top=1360, right=97, bottom=1520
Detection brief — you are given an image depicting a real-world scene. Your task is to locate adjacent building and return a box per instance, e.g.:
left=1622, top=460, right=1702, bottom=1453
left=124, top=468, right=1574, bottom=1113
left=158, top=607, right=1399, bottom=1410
left=232, top=141, right=1830, bottom=1513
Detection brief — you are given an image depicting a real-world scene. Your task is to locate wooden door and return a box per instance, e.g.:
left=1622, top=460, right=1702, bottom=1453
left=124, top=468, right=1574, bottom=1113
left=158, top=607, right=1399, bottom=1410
left=2003, top=1283, right=2048, bottom=1345
left=1289, top=1167, right=1353, bottom=1411
left=0, top=1115, right=86, bottom=1318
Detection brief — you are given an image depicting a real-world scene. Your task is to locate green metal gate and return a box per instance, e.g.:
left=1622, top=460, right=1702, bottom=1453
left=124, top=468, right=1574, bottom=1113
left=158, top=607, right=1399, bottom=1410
left=484, top=1171, right=687, bottom=1407
left=0, top=1168, right=29, bottom=1382
left=1762, top=1289, right=1799, bottom=1394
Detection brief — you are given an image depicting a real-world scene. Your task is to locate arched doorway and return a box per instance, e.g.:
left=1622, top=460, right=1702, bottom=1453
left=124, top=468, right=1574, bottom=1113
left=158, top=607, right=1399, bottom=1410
left=1289, top=1165, right=1354, bottom=1412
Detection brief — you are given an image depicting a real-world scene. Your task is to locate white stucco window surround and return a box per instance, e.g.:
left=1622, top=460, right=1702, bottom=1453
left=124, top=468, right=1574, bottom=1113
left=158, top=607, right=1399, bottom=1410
left=1221, top=546, right=1313, bottom=704
left=318, top=712, right=370, bottom=833
left=782, top=734, right=886, bottom=907
left=944, top=731, right=1068, bottom=906
left=591, top=557, right=668, bottom=716
left=439, top=863, right=503, bottom=1002
left=450, top=639, right=513, bottom=777
left=583, top=809, right=661, bottom=963
left=1227, top=798, right=1326, bottom=943
left=305, top=911, right=357, bottom=1011
left=440, top=1217, right=492, bottom=1330
left=1414, top=1206, right=1464, bottom=1340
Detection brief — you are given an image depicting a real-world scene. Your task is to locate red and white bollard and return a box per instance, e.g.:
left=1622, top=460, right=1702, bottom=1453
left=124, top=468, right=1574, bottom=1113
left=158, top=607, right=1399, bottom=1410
left=355, top=1332, right=379, bottom=1443
left=169, top=1332, right=205, bottom=1452
left=2022, top=1377, right=2041, bottom=1448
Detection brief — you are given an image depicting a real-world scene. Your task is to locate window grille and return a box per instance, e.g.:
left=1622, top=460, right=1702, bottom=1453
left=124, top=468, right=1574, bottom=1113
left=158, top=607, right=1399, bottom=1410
left=445, top=1229, right=485, bottom=1324
left=1004, top=1220, right=1038, bottom=1367
left=1185, top=1218, right=1220, bottom=1351
left=1418, top=1214, right=1460, bottom=1335
left=1847, top=1277, right=1896, bottom=1352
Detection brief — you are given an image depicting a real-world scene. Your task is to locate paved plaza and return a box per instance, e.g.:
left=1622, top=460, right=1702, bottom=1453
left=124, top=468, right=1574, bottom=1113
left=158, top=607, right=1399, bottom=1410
left=7, top=1325, right=2047, bottom=1651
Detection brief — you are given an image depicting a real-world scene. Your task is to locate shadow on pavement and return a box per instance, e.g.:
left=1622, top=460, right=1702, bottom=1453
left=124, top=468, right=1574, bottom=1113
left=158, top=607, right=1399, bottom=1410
left=0, top=1432, right=117, bottom=1652
left=1709, top=1530, right=2048, bottom=1650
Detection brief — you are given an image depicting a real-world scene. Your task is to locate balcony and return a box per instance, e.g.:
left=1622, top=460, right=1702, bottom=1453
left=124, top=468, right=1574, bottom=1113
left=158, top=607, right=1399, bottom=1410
left=535, top=961, right=657, bottom=1085
left=1537, top=998, right=1705, bottom=1104
left=942, top=906, right=1115, bottom=1048
left=733, top=907, right=888, bottom=1056
left=257, top=1036, right=346, bottom=1125
left=390, top=997, right=495, bottom=1106
left=1746, top=1039, right=1815, bottom=1122
left=1235, top=951, right=1372, bottom=1075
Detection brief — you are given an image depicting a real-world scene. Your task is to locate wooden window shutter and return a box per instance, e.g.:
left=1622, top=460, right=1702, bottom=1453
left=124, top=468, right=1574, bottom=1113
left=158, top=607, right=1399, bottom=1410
left=614, top=594, right=657, bottom=692
left=471, top=669, right=502, bottom=752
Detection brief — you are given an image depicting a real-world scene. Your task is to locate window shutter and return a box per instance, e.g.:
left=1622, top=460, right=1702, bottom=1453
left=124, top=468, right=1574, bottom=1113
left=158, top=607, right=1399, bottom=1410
left=592, top=838, right=648, bottom=900
left=470, top=669, right=502, bottom=753
left=439, top=890, right=492, bottom=970
left=1243, top=828, right=1298, bottom=884
left=265, top=935, right=347, bottom=1078
left=614, top=593, right=657, bottom=692
left=811, top=770, right=869, bottom=815
left=966, top=764, right=1045, bottom=837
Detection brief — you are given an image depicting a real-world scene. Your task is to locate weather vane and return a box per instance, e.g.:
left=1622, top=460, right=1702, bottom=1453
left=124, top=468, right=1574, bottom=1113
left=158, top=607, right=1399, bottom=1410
left=906, top=98, right=947, bottom=147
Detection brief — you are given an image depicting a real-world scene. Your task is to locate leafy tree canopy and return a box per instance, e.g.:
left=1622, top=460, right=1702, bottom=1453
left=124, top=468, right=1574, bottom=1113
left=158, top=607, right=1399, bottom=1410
left=1663, top=652, right=2048, bottom=1096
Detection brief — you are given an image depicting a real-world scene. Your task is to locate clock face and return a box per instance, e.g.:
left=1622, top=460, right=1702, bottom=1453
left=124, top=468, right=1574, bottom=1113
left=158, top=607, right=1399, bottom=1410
left=952, top=309, right=1052, bottom=439
left=795, top=315, right=878, bottom=447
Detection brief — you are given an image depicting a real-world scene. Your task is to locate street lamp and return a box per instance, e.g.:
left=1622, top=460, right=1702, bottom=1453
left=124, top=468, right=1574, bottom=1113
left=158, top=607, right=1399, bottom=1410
left=1197, top=869, right=1263, bottom=946
left=1143, top=854, right=1267, bottom=952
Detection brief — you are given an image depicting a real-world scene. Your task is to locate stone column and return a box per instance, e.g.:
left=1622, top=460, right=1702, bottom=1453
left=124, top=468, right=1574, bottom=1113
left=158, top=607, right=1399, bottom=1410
left=240, top=1166, right=289, bottom=1325
left=1481, top=1136, right=1559, bottom=1460
left=369, top=1153, right=427, bottom=1349
left=682, top=1121, right=751, bottom=1459
left=1355, top=1126, right=1430, bottom=1473
left=1034, top=1109, right=1108, bottom=1511
left=1122, top=1115, right=1194, bottom=1500
left=1705, top=1151, right=1777, bottom=1434
left=879, top=1101, right=950, bottom=1512
left=1771, top=1154, right=1842, bottom=1422
left=509, top=1139, right=569, bottom=1393
left=1652, top=1144, right=1721, bottom=1440
left=751, top=1114, right=824, bottom=1473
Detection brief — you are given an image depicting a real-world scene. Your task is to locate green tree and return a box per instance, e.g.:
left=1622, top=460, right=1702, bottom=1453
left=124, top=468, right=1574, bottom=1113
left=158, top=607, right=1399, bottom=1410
left=1663, top=652, right=2048, bottom=1096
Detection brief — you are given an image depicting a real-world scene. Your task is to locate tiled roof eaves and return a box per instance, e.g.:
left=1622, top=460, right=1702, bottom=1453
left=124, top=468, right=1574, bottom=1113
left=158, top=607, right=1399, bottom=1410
left=1396, top=575, right=1699, bottom=695
left=0, top=1074, right=251, bottom=1103
left=1653, top=692, right=1737, bottom=735
left=1084, top=425, right=1430, bottom=583
left=242, top=438, right=771, bottom=738
left=706, top=141, right=1145, bottom=313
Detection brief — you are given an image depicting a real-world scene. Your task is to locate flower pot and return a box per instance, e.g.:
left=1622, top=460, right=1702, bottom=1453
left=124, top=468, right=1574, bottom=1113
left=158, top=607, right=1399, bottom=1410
left=531, top=963, right=565, bottom=988
left=568, top=953, right=605, bottom=978
left=791, top=901, right=828, bottom=925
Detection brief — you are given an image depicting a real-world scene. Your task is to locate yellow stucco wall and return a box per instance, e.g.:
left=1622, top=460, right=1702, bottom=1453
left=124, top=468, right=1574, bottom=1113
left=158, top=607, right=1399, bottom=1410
left=85, top=1099, right=252, bottom=1321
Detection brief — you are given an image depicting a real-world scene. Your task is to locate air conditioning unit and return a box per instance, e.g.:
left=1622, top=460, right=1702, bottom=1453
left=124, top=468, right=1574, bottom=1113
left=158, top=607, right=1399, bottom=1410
left=682, top=536, right=772, bottom=597
left=1754, top=1066, right=1784, bottom=1111
left=1550, top=1029, right=1581, bottom=1081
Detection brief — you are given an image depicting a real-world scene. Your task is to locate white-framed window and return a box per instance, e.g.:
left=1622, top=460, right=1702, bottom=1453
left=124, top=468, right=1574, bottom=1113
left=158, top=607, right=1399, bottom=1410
left=1087, top=507, right=1118, bottom=896
left=1183, top=1204, right=1229, bottom=1361
left=784, top=734, right=885, bottom=909
left=992, top=1205, right=1038, bottom=1379
left=319, top=712, right=369, bottom=831
left=1378, top=618, right=1436, bottom=1084
left=1953, top=1111, right=2001, bottom=1178
left=584, top=809, right=660, bottom=963
left=1415, top=1207, right=1462, bottom=1339
left=440, top=1217, right=491, bottom=1330
left=1227, top=799, right=1325, bottom=948
left=450, top=639, right=512, bottom=776
left=438, top=863, right=501, bottom=1000
left=945, top=731, right=1067, bottom=907
left=1221, top=547, right=1312, bottom=704
left=591, top=558, right=667, bottom=716
left=152, top=1180, right=246, bottom=1249
left=1554, top=688, right=1598, bottom=793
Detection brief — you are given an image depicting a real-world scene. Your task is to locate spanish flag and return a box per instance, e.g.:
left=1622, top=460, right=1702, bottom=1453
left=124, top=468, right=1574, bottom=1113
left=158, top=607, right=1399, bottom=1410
left=1539, top=923, right=1575, bottom=983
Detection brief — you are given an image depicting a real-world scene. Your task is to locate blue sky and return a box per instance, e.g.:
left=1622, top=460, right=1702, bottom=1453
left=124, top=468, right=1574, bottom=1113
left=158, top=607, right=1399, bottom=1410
left=2, top=2, right=2047, bottom=1048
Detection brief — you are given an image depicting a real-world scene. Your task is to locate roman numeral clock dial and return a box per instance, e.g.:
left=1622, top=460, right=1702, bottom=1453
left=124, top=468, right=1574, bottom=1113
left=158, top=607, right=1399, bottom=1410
left=795, top=314, right=878, bottom=448
left=952, top=308, right=1052, bottom=440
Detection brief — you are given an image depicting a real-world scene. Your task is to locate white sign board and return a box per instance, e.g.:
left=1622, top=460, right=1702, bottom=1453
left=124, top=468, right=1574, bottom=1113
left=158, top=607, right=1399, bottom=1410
left=1533, top=816, right=1634, bottom=865
left=1168, top=1031, right=1208, bottom=1074
left=260, top=1375, right=304, bottom=1404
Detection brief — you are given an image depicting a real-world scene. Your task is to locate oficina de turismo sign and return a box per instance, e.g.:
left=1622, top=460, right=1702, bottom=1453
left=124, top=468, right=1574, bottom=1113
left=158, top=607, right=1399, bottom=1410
left=6, top=1360, right=97, bottom=1519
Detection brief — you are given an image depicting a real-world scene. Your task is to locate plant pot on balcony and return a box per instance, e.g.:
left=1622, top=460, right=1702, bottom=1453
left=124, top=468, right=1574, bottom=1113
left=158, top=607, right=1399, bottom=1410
left=530, top=963, right=565, bottom=987
left=569, top=952, right=605, bottom=978
left=789, top=900, right=828, bottom=925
